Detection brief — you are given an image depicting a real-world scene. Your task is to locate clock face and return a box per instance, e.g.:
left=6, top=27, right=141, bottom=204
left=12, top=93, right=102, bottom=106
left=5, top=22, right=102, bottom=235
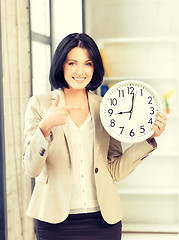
left=100, top=80, right=162, bottom=143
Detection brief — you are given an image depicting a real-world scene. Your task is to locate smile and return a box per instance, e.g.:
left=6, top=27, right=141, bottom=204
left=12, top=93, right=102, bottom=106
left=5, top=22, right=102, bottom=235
left=72, top=77, right=86, bottom=82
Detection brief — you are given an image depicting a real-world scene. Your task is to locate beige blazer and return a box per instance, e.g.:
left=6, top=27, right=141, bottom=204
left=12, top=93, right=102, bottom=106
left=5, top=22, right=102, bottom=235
left=23, top=89, right=156, bottom=224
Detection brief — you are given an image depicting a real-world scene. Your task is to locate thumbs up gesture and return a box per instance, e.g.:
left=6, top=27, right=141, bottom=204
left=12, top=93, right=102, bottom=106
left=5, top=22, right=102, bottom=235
left=39, top=93, right=83, bottom=137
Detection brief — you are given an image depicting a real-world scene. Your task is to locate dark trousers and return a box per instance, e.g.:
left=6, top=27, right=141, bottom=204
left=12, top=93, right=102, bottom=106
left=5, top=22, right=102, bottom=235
left=35, top=211, right=122, bottom=240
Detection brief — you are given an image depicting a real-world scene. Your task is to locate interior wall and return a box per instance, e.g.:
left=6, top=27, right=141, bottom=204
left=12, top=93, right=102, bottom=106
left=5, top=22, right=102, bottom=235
left=85, top=0, right=179, bottom=40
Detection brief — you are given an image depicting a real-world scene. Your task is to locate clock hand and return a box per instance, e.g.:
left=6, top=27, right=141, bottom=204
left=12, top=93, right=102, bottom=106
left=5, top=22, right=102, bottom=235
left=129, top=91, right=137, bottom=120
left=115, top=111, right=131, bottom=115
left=130, top=93, right=135, bottom=112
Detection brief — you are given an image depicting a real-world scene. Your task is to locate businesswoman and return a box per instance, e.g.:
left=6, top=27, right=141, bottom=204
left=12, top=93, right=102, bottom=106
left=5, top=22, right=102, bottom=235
left=23, top=33, right=167, bottom=240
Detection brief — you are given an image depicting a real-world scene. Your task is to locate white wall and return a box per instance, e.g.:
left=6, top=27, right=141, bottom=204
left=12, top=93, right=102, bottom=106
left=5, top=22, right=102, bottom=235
left=51, top=0, right=83, bottom=54
left=85, top=0, right=179, bottom=39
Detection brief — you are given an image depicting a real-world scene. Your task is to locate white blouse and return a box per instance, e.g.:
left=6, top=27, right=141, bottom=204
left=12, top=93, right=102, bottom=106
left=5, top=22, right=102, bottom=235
left=68, top=113, right=100, bottom=214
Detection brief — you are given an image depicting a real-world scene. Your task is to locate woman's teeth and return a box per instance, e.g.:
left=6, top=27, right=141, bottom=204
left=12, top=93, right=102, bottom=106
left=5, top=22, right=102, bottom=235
left=73, top=77, right=85, bottom=81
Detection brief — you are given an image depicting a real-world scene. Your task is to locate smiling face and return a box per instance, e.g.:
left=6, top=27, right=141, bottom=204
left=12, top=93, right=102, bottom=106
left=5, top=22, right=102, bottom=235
left=63, top=47, right=94, bottom=91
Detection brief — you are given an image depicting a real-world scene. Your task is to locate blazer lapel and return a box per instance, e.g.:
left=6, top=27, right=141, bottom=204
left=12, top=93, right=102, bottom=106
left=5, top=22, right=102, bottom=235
left=88, top=91, right=103, bottom=163
left=51, top=90, right=73, bottom=160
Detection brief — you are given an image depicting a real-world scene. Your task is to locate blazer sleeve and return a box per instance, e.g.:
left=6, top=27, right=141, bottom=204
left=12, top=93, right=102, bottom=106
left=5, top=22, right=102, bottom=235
left=107, top=136, right=157, bottom=182
left=22, top=96, right=49, bottom=178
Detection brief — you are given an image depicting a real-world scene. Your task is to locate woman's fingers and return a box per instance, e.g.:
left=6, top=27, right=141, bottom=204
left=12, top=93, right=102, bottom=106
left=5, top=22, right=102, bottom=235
left=50, top=94, right=84, bottom=124
left=60, top=106, right=84, bottom=124
left=152, top=112, right=167, bottom=137
left=52, top=93, right=60, bottom=107
left=64, top=105, right=84, bottom=113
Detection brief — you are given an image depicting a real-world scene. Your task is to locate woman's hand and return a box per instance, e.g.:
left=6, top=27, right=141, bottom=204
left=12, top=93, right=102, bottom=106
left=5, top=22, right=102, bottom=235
left=39, top=93, right=83, bottom=137
left=147, top=112, right=167, bottom=141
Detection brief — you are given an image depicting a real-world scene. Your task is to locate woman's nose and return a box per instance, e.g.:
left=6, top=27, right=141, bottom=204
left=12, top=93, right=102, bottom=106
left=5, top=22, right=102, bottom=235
left=76, top=64, right=84, bottom=75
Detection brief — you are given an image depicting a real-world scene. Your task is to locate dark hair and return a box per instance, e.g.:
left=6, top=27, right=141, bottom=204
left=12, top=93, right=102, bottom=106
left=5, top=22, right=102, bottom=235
left=49, top=33, right=104, bottom=91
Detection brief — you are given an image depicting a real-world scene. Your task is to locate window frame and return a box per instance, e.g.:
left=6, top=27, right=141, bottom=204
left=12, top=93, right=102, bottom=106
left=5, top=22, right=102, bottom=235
left=0, top=7, right=8, bottom=240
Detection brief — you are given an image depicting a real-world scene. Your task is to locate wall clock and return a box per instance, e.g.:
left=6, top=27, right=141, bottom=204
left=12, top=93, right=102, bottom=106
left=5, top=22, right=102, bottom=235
left=100, top=80, right=162, bottom=143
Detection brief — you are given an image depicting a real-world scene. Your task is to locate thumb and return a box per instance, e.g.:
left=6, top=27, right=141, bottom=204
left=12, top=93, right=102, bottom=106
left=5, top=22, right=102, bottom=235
left=53, top=93, right=60, bottom=107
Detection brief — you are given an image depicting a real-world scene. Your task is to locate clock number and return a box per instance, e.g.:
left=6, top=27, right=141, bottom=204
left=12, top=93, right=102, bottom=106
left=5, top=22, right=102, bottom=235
left=140, top=125, right=145, bottom=133
left=129, top=129, right=135, bottom=137
left=118, top=89, right=124, bottom=97
left=108, top=109, right=113, bottom=116
left=148, top=118, right=153, bottom=124
left=148, top=96, right=152, bottom=104
left=119, top=127, right=124, bottom=134
left=110, top=119, right=115, bottom=127
left=110, top=98, right=117, bottom=106
left=140, top=89, right=143, bottom=96
left=150, top=107, right=155, bottom=115
left=127, top=86, right=134, bottom=95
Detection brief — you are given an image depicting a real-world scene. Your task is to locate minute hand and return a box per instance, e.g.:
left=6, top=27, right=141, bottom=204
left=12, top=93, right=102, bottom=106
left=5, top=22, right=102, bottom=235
left=129, top=91, right=137, bottom=120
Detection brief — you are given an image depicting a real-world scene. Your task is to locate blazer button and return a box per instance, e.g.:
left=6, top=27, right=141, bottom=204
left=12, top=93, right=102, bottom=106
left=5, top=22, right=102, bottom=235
left=39, top=147, right=45, bottom=156
left=95, top=168, right=98, bottom=173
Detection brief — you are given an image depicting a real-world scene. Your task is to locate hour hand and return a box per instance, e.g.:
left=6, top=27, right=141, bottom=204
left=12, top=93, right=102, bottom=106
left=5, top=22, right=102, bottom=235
left=115, top=110, right=131, bottom=115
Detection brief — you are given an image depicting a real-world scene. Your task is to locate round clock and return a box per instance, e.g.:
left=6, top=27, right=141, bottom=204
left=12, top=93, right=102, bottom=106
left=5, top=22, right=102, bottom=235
left=100, top=80, right=162, bottom=143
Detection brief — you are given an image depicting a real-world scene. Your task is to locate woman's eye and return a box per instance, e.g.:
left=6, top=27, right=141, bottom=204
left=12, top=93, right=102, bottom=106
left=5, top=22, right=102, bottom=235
left=69, top=62, right=75, bottom=66
left=86, top=62, right=93, bottom=66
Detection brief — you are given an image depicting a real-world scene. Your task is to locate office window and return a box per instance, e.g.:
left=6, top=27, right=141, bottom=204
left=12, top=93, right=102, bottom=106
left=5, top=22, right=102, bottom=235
left=29, top=0, right=51, bottom=95
left=30, top=0, right=50, bottom=36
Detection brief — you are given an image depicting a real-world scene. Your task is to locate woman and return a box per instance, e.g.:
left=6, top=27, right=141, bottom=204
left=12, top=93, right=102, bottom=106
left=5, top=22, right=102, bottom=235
left=23, top=33, right=166, bottom=240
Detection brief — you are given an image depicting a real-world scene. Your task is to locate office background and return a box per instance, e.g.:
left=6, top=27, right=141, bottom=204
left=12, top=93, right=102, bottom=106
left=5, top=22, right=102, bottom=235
left=0, top=0, right=179, bottom=239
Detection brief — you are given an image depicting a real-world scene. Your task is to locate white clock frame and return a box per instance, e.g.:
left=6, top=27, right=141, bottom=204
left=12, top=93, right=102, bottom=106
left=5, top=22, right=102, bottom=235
left=100, top=80, right=162, bottom=143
